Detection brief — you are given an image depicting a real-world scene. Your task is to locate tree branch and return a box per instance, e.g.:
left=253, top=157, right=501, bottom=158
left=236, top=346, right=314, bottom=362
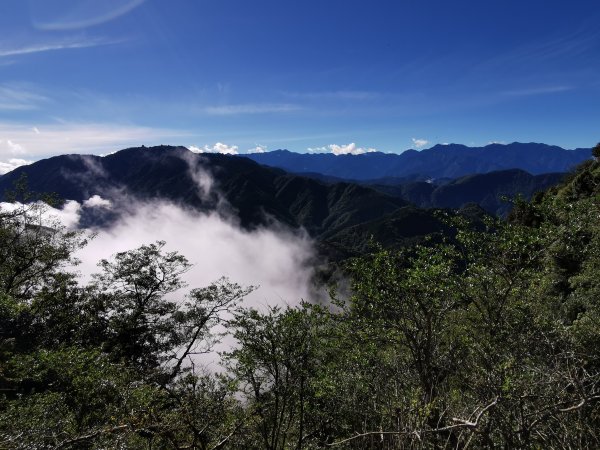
left=327, top=397, right=498, bottom=447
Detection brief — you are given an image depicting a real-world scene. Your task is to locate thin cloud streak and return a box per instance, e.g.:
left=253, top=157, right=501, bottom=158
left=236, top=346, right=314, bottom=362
left=281, top=90, right=380, bottom=101
left=32, top=0, right=146, bottom=30
left=203, top=103, right=301, bottom=116
left=0, top=38, right=121, bottom=58
left=0, top=85, right=49, bottom=110
left=470, top=27, right=600, bottom=77
left=503, top=86, right=574, bottom=96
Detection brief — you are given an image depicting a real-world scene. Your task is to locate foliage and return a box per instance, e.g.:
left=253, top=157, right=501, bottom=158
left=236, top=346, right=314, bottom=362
left=1, top=155, right=600, bottom=448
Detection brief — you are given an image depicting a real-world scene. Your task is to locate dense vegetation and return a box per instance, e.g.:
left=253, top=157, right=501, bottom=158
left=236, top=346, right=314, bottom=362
left=1, top=148, right=599, bottom=448
left=362, top=169, right=566, bottom=217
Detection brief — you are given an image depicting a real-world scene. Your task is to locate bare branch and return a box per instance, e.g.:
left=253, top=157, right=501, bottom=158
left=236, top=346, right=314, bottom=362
left=327, top=398, right=498, bottom=446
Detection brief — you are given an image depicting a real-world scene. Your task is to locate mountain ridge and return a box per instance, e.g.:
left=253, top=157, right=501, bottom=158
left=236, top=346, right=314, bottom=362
left=0, top=146, right=410, bottom=240
left=244, top=142, right=591, bottom=180
left=0, top=144, right=584, bottom=257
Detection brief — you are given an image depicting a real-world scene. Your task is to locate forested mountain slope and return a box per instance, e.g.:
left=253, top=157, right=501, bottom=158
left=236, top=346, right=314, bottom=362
left=367, top=169, right=565, bottom=216
left=0, top=146, right=408, bottom=238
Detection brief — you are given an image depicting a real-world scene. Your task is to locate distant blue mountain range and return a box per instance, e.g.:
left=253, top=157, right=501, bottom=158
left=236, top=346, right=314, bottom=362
left=244, top=142, right=591, bottom=180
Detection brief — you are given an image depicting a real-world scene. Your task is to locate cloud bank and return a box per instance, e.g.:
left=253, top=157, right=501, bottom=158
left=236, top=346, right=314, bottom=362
left=75, top=202, right=316, bottom=307
left=4, top=164, right=319, bottom=309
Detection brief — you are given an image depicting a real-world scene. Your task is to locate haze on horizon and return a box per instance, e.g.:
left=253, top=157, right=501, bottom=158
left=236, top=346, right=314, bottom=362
left=1, top=0, right=599, bottom=173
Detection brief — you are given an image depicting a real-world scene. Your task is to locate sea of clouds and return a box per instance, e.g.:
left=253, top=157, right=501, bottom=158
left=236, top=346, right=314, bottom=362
left=0, top=152, right=322, bottom=309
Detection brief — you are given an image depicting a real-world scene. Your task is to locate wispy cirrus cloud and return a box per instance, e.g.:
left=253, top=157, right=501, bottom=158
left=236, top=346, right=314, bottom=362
left=0, top=84, right=49, bottom=110
left=0, top=37, right=121, bottom=58
left=473, top=27, right=600, bottom=75
left=31, top=0, right=146, bottom=30
left=203, top=103, right=301, bottom=116
left=502, top=85, right=574, bottom=97
left=281, top=90, right=380, bottom=101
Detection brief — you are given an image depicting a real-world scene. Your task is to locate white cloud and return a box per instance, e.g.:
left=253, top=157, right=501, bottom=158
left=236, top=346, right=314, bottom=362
left=0, top=121, right=188, bottom=159
left=307, top=143, right=377, bottom=156
left=330, top=143, right=362, bottom=155
left=58, top=200, right=83, bottom=229
left=199, top=142, right=239, bottom=155
left=487, top=141, right=506, bottom=145
left=203, top=103, right=300, bottom=115
left=73, top=201, right=316, bottom=307
left=247, top=145, right=267, bottom=154
left=412, top=138, right=429, bottom=148
left=0, top=200, right=81, bottom=229
left=187, top=145, right=204, bottom=154
left=0, top=139, right=26, bottom=155
left=0, top=158, right=33, bottom=175
left=83, top=195, right=112, bottom=209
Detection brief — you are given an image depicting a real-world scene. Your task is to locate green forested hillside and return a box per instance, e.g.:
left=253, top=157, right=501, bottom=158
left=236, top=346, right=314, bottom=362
left=1, top=148, right=600, bottom=449
left=363, top=169, right=566, bottom=217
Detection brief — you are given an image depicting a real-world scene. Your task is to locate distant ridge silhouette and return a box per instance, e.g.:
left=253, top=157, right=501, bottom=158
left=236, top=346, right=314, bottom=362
left=244, top=142, right=590, bottom=180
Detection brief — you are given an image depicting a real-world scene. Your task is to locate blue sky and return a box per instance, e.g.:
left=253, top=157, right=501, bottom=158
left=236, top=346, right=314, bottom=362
left=0, top=0, right=599, bottom=171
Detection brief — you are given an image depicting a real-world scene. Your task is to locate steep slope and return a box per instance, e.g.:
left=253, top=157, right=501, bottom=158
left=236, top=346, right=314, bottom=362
left=244, top=143, right=590, bottom=180
left=428, top=169, right=565, bottom=216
